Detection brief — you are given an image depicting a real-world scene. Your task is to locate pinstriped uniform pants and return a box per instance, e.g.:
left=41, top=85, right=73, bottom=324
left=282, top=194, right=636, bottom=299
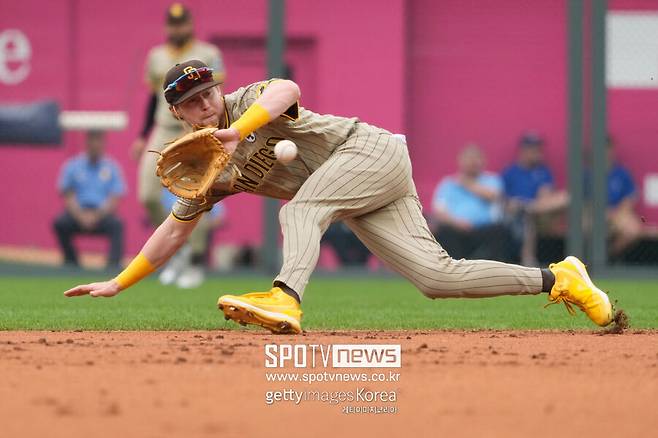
left=274, top=125, right=543, bottom=298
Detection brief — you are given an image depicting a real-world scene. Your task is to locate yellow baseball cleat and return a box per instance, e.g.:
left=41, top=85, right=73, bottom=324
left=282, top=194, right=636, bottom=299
left=217, top=287, right=302, bottom=334
left=547, top=256, right=613, bottom=326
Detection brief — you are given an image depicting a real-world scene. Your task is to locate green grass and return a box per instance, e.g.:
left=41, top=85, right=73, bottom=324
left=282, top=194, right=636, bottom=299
left=0, top=276, right=656, bottom=330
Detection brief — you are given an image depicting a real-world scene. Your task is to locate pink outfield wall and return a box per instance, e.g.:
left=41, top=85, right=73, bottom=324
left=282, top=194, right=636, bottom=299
left=0, top=0, right=656, bottom=256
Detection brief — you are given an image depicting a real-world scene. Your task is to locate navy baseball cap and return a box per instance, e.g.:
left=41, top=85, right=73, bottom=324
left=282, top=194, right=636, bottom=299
left=519, top=132, right=544, bottom=147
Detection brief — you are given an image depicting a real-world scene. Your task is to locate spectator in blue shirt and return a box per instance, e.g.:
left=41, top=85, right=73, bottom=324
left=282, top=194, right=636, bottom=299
left=604, top=136, right=643, bottom=257
left=432, top=144, right=512, bottom=261
left=502, top=132, right=569, bottom=265
left=53, top=131, right=126, bottom=268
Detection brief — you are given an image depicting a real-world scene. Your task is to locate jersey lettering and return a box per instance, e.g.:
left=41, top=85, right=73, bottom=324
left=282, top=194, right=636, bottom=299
left=233, top=146, right=277, bottom=193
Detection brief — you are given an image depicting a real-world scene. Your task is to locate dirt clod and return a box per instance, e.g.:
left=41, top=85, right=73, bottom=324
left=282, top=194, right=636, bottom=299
left=601, top=309, right=630, bottom=335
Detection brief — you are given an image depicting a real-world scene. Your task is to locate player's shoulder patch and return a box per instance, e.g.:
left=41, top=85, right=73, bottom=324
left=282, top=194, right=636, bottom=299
left=255, top=78, right=288, bottom=97
left=254, top=79, right=299, bottom=121
left=255, top=81, right=270, bottom=97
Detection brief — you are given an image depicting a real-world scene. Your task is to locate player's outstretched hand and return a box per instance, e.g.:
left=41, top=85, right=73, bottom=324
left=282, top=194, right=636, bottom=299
left=64, top=280, right=121, bottom=298
left=213, top=128, right=240, bottom=154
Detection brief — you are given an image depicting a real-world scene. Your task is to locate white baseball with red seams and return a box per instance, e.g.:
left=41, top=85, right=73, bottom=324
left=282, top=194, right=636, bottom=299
left=274, top=139, right=298, bottom=164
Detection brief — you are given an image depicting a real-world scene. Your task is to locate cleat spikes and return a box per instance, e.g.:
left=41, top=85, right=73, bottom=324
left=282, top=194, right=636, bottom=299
left=216, top=288, right=302, bottom=334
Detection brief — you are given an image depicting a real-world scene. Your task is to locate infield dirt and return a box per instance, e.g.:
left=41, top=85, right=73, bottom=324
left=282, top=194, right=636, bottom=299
left=1, top=330, right=656, bottom=438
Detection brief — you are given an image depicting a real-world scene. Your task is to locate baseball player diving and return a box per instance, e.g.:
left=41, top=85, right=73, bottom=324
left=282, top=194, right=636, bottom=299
left=64, top=60, right=614, bottom=334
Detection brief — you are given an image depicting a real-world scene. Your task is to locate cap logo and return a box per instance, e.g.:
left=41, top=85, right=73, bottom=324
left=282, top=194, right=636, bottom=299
left=183, top=66, right=200, bottom=80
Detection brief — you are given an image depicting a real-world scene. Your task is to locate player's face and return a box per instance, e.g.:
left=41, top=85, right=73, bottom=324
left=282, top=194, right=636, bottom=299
left=175, top=86, right=224, bottom=127
left=86, top=132, right=104, bottom=161
left=166, top=21, right=194, bottom=47
left=459, top=150, right=483, bottom=176
left=520, top=145, right=543, bottom=167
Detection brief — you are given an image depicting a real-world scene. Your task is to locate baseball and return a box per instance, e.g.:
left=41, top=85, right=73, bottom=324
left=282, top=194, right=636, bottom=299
left=274, top=139, right=298, bottom=164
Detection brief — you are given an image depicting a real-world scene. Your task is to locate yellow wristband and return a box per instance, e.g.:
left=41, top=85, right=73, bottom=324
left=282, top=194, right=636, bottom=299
left=230, top=103, right=270, bottom=140
left=114, top=253, right=156, bottom=290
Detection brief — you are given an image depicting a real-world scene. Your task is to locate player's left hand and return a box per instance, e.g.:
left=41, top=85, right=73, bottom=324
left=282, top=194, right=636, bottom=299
left=64, top=280, right=121, bottom=298
left=213, top=128, right=240, bottom=154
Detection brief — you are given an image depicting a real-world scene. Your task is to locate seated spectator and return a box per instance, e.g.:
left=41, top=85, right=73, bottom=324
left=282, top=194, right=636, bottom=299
left=158, top=188, right=225, bottom=288
left=432, top=144, right=512, bottom=261
left=53, top=131, right=126, bottom=268
left=604, top=136, right=643, bottom=258
left=502, top=132, right=569, bottom=265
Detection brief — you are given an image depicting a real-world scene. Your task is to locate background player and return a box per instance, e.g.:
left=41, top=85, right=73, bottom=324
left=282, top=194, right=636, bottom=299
left=64, top=60, right=614, bottom=334
left=131, top=3, right=225, bottom=226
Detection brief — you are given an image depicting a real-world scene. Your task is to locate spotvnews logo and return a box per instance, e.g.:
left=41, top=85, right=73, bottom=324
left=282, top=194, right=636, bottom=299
left=264, top=344, right=401, bottom=368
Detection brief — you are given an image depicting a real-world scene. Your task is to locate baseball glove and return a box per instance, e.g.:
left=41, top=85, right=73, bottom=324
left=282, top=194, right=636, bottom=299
left=154, top=127, right=231, bottom=200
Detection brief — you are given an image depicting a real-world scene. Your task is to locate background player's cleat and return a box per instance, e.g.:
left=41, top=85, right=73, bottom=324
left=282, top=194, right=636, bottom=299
left=217, top=287, right=302, bottom=334
left=158, top=244, right=192, bottom=285
left=547, top=256, right=613, bottom=326
left=176, top=265, right=205, bottom=289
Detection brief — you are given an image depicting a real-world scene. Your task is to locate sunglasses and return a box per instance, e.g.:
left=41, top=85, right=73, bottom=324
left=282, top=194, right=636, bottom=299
left=165, top=67, right=215, bottom=92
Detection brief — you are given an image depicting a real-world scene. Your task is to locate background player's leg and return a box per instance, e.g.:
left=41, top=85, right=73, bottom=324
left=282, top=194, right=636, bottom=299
left=138, top=126, right=174, bottom=226
left=274, top=131, right=413, bottom=298
left=175, top=214, right=212, bottom=289
left=346, top=194, right=543, bottom=298
left=187, top=214, right=211, bottom=260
